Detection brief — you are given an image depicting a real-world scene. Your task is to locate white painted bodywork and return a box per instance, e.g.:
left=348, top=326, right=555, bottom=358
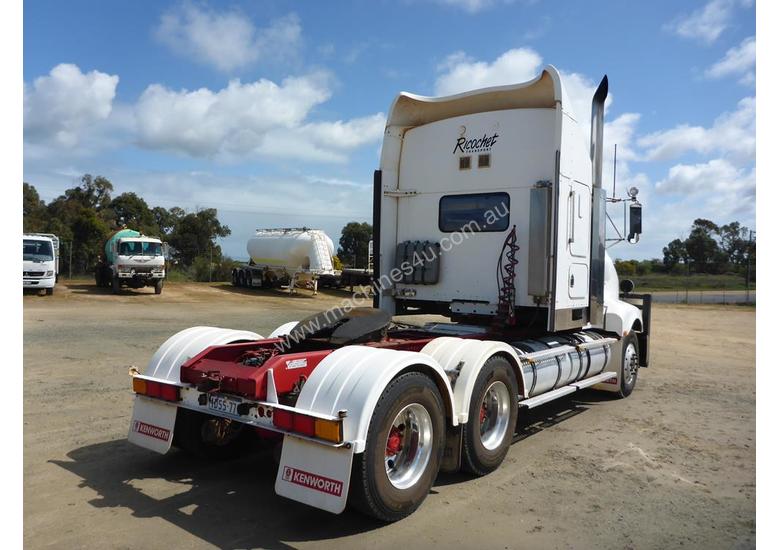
left=603, top=252, right=642, bottom=335
left=247, top=229, right=335, bottom=273
left=377, top=65, right=595, bottom=320
left=23, top=234, right=58, bottom=290
left=293, top=345, right=456, bottom=454
left=111, top=236, right=166, bottom=280
left=128, top=326, right=262, bottom=453
left=268, top=321, right=299, bottom=338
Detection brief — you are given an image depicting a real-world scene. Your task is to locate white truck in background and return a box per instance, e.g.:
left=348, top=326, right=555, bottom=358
left=128, top=66, right=651, bottom=522
left=23, top=233, right=59, bottom=295
left=231, top=228, right=336, bottom=295
left=95, top=229, right=166, bottom=294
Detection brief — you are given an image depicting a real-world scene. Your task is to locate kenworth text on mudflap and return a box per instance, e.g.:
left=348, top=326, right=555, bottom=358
left=127, top=66, right=651, bottom=522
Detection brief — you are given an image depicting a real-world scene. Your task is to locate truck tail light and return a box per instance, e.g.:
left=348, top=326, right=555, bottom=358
left=293, top=414, right=315, bottom=436
left=314, top=418, right=342, bottom=443
left=132, top=378, right=180, bottom=402
left=273, top=409, right=294, bottom=430
left=273, top=409, right=342, bottom=443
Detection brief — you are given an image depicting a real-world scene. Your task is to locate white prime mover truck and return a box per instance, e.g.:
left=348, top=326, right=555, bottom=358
left=231, top=228, right=336, bottom=294
left=23, top=233, right=59, bottom=295
left=128, top=66, right=651, bottom=521
left=95, top=229, right=166, bottom=294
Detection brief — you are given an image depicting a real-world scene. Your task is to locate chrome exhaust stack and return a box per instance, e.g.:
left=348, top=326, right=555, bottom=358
left=589, top=75, right=608, bottom=326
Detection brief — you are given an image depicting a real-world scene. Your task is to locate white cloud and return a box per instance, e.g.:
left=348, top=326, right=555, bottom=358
left=24, top=63, right=119, bottom=149
left=665, top=0, right=753, bottom=44
left=637, top=97, right=755, bottom=163
left=434, top=48, right=543, bottom=95
left=134, top=73, right=383, bottom=162
left=156, top=4, right=302, bottom=72
left=706, top=36, right=755, bottom=85
left=656, top=158, right=753, bottom=195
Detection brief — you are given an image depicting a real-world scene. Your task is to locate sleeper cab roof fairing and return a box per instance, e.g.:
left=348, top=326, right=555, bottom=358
left=385, top=65, right=576, bottom=130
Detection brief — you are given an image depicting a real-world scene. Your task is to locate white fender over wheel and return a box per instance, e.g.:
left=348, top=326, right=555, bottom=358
left=421, top=337, right=528, bottom=423
left=293, top=345, right=456, bottom=453
left=143, top=326, right=263, bottom=382
left=268, top=321, right=299, bottom=338
left=129, top=326, right=263, bottom=455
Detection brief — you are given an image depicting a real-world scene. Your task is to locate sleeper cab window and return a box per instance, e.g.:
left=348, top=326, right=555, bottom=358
left=459, top=156, right=471, bottom=170
left=438, top=192, right=510, bottom=233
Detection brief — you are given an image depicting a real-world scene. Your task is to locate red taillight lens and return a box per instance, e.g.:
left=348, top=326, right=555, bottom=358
left=293, top=414, right=316, bottom=436
left=160, top=384, right=180, bottom=402
left=273, top=409, right=294, bottom=430
left=146, top=381, right=162, bottom=398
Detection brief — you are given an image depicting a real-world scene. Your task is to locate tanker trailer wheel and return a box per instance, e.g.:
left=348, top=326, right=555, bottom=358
left=154, top=280, right=164, bottom=295
left=231, top=269, right=238, bottom=286
left=111, top=275, right=120, bottom=294
left=461, top=355, right=518, bottom=476
left=618, top=331, right=640, bottom=398
left=349, top=372, right=445, bottom=522
left=173, top=408, right=253, bottom=459
left=237, top=270, right=246, bottom=287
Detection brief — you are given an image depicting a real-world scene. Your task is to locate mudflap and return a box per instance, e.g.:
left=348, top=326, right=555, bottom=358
left=275, top=435, right=354, bottom=514
left=127, top=395, right=177, bottom=454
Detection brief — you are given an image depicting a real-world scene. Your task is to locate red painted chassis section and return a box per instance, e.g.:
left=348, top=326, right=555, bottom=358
left=179, top=334, right=439, bottom=401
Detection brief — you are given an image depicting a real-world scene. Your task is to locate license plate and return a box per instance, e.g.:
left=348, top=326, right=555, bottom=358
left=207, top=394, right=240, bottom=416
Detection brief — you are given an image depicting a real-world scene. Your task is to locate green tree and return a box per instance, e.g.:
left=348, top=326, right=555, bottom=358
left=23, top=183, right=47, bottom=232
left=662, top=238, right=688, bottom=271
left=338, top=222, right=372, bottom=268
left=684, top=218, right=723, bottom=273
left=109, top=192, right=159, bottom=235
left=167, top=208, right=231, bottom=267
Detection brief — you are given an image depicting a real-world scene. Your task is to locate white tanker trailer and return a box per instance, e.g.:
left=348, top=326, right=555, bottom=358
left=231, top=228, right=335, bottom=294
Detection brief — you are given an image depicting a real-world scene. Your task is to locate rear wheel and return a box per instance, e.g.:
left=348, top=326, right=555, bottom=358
left=618, top=332, right=640, bottom=398
left=461, top=355, right=518, bottom=476
left=173, top=408, right=254, bottom=459
left=349, top=372, right=445, bottom=522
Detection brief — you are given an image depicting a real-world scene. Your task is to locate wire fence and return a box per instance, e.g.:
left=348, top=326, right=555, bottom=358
left=650, top=288, right=756, bottom=305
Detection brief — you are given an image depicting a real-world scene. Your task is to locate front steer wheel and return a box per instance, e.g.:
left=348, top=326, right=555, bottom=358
left=154, top=280, right=164, bottom=295
left=348, top=372, right=445, bottom=522
left=172, top=408, right=254, bottom=459
left=617, top=331, right=640, bottom=398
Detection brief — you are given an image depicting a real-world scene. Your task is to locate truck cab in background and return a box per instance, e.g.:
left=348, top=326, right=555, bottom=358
left=95, top=229, right=166, bottom=294
left=23, top=233, right=59, bottom=295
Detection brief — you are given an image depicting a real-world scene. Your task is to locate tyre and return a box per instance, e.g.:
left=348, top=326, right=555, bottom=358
left=172, top=408, right=254, bottom=459
left=154, top=280, right=164, bottom=295
left=231, top=269, right=238, bottom=286
left=111, top=275, right=120, bottom=294
left=618, top=331, right=640, bottom=398
left=245, top=271, right=253, bottom=288
left=461, top=355, right=518, bottom=476
left=349, top=372, right=445, bottom=522
left=45, top=287, right=54, bottom=296
left=238, top=270, right=246, bottom=287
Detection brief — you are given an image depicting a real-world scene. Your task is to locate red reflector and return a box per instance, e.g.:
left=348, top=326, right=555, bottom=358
left=293, top=414, right=316, bottom=436
left=146, top=381, right=162, bottom=398
left=273, top=409, right=294, bottom=430
left=160, top=384, right=180, bottom=402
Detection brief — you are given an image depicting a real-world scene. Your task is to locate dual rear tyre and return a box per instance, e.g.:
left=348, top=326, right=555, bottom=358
left=352, top=358, right=519, bottom=522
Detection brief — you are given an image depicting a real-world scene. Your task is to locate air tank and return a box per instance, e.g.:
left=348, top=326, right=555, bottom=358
left=104, top=229, right=141, bottom=264
left=246, top=229, right=335, bottom=272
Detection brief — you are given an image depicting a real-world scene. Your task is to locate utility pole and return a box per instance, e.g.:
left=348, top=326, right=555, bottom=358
left=745, top=229, right=754, bottom=303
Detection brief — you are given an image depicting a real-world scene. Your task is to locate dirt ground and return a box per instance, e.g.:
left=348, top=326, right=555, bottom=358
left=23, top=281, right=756, bottom=549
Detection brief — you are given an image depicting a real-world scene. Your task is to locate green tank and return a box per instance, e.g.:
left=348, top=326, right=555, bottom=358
left=104, top=229, right=140, bottom=264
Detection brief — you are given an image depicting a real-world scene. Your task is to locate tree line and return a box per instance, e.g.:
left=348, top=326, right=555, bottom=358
left=23, top=176, right=232, bottom=280
left=615, top=218, right=755, bottom=278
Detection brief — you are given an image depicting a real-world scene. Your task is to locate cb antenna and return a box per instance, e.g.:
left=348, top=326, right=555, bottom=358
left=612, top=143, right=617, bottom=200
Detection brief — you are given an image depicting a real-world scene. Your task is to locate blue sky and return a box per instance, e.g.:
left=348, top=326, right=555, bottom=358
left=23, top=0, right=756, bottom=260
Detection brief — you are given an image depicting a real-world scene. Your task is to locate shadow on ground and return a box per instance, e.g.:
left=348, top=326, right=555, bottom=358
left=51, top=391, right=610, bottom=549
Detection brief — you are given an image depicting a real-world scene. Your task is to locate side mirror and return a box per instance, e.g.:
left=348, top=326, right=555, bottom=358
left=628, top=203, right=642, bottom=243
left=620, top=279, right=635, bottom=294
